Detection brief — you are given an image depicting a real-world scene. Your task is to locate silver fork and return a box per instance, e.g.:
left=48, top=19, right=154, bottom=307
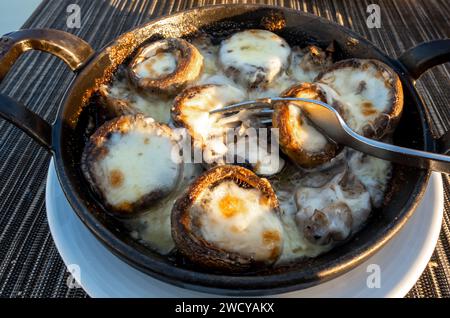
left=210, top=97, right=450, bottom=174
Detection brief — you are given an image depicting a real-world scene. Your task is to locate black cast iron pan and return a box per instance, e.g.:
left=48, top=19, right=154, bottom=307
left=1, top=4, right=449, bottom=295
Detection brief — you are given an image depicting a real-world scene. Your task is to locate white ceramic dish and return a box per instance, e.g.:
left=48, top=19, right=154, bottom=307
left=46, top=159, right=443, bottom=297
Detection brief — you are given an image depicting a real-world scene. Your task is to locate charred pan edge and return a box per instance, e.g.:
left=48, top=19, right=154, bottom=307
left=273, top=82, right=340, bottom=168
left=315, top=58, right=404, bottom=139
left=128, top=38, right=204, bottom=96
left=81, top=114, right=175, bottom=216
left=171, top=165, right=281, bottom=273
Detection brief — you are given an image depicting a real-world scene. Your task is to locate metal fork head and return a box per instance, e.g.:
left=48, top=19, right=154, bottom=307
left=210, top=97, right=450, bottom=174
left=210, top=97, right=350, bottom=143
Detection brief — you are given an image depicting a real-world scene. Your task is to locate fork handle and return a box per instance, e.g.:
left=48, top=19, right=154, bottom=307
left=345, top=128, right=450, bottom=173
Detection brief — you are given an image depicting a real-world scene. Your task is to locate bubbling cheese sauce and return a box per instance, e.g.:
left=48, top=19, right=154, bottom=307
left=107, top=32, right=392, bottom=262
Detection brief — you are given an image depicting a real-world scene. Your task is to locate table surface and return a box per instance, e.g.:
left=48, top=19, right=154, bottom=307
left=0, top=0, right=449, bottom=298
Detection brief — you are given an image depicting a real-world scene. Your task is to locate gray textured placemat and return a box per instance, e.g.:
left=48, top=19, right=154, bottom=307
left=0, top=0, right=449, bottom=298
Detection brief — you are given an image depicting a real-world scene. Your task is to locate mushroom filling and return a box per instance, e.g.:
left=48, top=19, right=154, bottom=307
left=219, top=29, right=291, bottom=88
left=81, top=115, right=182, bottom=215
left=190, top=180, right=284, bottom=262
left=295, top=170, right=371, bottom=245
left=289, top=45, right=334, bottom=83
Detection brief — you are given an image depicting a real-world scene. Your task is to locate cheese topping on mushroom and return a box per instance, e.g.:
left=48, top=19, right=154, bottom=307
left=192, top=181, right=283, bottom=262
left=172, top=84, right=247, bottom=145
left=128, top=38, right=204, bottom=95
left=134, top=51, right=178, bottom=79
left=81, top=115, right=182, bottom=215
left=219, top=29, right=291, bottom=88
left=316, top=59, right=403, bottom=136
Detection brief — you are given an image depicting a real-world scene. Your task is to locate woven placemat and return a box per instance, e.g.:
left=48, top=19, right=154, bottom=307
left=0, top=0, right=449, bottom=298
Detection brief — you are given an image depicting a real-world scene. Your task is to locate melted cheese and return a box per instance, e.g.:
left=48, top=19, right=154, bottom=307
left=289, top=46, right=329, bottom=83
left=219, top=29, right=291, bottom=87
left=295, top=171, right=371, bottom=234
left=288, top=105, right=329, bottom=153
left=192, top=181, right=283, bottom=261
left=248, top=72, right=297, bottom=100
left=106, top=78, right=172, bottom=123
left=178, top=84, right=246, bottom=143
left=278, top=213, right=332, bottom=262
left=134, top=51, right=178, bottom=79
left=131, top=94, right=172, bottom=123
left=92, top=120, right=181, bottom=209
left=230, top=132, right=285, bottom=176
left=191, top=36, right=220, bottom=75
left=317, top=64, right=392, bottom=133
left=126, top=162, right=204, bottom=254
left=348, top=150, right=392, bottom=208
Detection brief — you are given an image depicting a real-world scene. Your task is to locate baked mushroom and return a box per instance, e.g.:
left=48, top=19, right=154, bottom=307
left=81, top=115, right=182, bottom=216
left=128, top=38, right=204, bottom=95
left=171, top=84, right=246, bottom=157
left=171, top=165, right=283, bottom=272
left=315, top=58, right=404, bottom=138
left=295, top=170, right=371, bottom=245
left=219, top=29, right=291, bottom=88
left=272, top=82, right=340, bottom=168
left=288, top=44, right=334, bottom=83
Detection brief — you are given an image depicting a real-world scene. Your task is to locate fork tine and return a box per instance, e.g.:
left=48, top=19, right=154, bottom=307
left=209, top=100, right=273, bottom=115
left=259, top=118, right=273, bottom=125
left=210, top=97, right=336, bottom=127
left=215, top=114, right=273, bottom=128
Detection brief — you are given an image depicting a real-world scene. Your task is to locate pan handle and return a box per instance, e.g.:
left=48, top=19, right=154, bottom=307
left=0, top=29, right=95, bottom=151
left=398, top=39, right=450, bottom=154
left=398, top=39, right=450, bottom=80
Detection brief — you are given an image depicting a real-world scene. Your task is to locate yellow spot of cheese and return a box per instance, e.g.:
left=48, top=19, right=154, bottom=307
left=218, top=194, right=246, bottom=218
